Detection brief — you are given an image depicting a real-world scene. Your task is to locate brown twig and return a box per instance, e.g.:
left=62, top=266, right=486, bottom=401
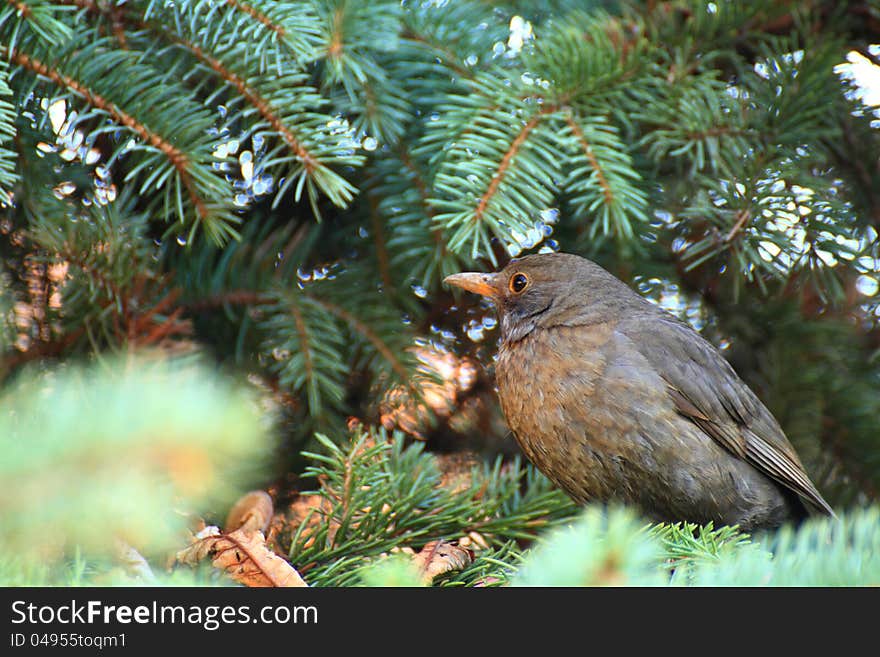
left=180, top=39, right=316, bottom=173
left=724, top=208, right=752, bottom=243
left=565, top=112, right=614, bottom=206
left=6, top=47, right=210, bottom=221
left=473, top=105, right=556, bottom=224
left=308, top=296, right=410, bottom=382
left=367, top=192, right=393, bottom=291
left=225, top=0, right=285, bottom=38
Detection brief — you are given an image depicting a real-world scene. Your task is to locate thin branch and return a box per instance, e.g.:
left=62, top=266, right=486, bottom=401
left=473, top=105, right=556, bottom=224
left=225, top=0, right=286, bottom=38
left=0, top=326, right=85, bottom=378
left=400, top=30, right=474, bottom=80
left=5, top=47, right=209, bottom=220
left=367, top=192, right=393, bottom=291
left=397, top=147, right=447, bottom=252
left=180, top=290, right=270, bottom=312
left=56, top=0, right=318, bottom=172
left=686, top=126, right=747, bottom=139
left=179, top=38, right=317, bottom=173
left=565, top=113, right=614, bottom=206
left=398, top=148, right=434, bottom=219
left=290, top=300, right=316, bottom=392
left=724, top=208, right=751, bottom=243
left=307, top=296, right=409, bottom=382
left=327, top=6, right=344, bottom=58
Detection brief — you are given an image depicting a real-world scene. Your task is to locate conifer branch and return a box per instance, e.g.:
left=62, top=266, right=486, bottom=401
left=473, top=105, right=557, bottom=225
left=308, top=296, right=409, bottom=382
left=175, top=39, right=317, bottom=174
left=399, top=147, right=446, bottom=251
left=60, top=1, right=321, bottom=174
left=225, top=0, right=285, bottom=38
left=5, top=47, right=211, bottom=222
left=400, top=30, right=473, bottom=79
left=327, top=5, right=344, bottom=59
left=181, top=290, right=269, bottom=312
left=290, top=301, right=316, bottom=392
left=367, top=192, right=393, bottom=291
left=565, top=112, right=613, bottom=206
left=724, top=209, right=752, bottom=243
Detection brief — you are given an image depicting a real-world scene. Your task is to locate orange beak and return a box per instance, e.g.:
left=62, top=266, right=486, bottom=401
left=443, top=272, right=502, bottom=299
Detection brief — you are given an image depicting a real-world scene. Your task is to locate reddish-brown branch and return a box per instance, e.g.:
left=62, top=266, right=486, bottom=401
left=724, top=209, right=751, bottom=243
left=57, top=0, right=318, bottom=172
left=687, top=126, right=746, bottom=139
left=474, top=106, right=555, bottom=223
left=399, top=148, right=433, bottom=218
left=327, top=8, right=344, bottom=58
left=367, top=193, right=393, bottom=291
left=308, top=297, right=409, bottom=382
left=565, top=113, right=614, bottom=206
left=181, top=40, right=316, bottom=172
left=7, top=47, right=209, bottom=219
left=226, top=0, right=285, bottom=38
left=181, top=290, right=270, bottom=312
left=400, top=29, right=474, bottom=80
left=399, top=148, right=448, bottom=252
left=8, top=0, right=31, bottom=17
left=0, top=326, right=86, bottom=376
left=290, top=302, right=316, bottom=390
left=63, top=252, right=123, bottom=306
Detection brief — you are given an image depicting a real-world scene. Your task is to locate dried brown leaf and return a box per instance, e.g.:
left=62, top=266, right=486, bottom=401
left=458, top=531, right=489, bottom=551
left=174, top=525, right=307, bottom=587
left=210, top=528, right=308, bottom=587
left=174, top=525, right=222, bottom=565
left=286, top=493, right=337, bottom=548
left=412, top=540, right=473, bottom=584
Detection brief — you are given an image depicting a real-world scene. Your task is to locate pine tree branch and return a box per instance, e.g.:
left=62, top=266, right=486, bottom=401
left=61, top=250, right=125, bottom=325
left=290, top=300, right=317, bottom=394
left=0, top=326, right=85, bottom=376
left=724, top=208, right=752, bottom=243
left=400, top=30, right=473, bottom=80
left=173, top=38, right=317, bottom=174
left=307, top=296, right=409, bottom=382
left=327, top=4, right=344, bottom=59
left=61, top=1, right=321, bottom=173
left=473, top=104, right=557, bottom=226
left=367, top=192, right=393, bottom=291
left=181, top=290, right=270, bottom=313
left=4, top=47, right=210, bottom=222
left=565, top=112, right=613, bottom=206
left=398, top=147, right=445, bottom=251
left=225, top=0, right=286, bottom=39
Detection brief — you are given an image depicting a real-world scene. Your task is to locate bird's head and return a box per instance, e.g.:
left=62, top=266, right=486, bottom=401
left=444, top=252, right=637, bottom=344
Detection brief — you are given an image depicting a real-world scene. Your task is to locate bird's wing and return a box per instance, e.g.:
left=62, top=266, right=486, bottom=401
left=619, top=313, right=834, bottom=516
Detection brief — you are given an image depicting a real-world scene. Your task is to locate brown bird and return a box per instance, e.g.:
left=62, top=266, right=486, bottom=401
left=445, top=252, right=834, bottom=531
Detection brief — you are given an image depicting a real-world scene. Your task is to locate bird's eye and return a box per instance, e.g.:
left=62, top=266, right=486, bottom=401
left=509, top=273, right=529, bottom=293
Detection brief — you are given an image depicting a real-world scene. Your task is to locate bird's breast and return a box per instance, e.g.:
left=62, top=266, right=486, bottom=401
left=496, top=322, right=621, bottom=498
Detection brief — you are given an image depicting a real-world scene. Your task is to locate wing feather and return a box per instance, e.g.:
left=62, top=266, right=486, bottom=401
left=620, top=314, right=834, bottom=516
